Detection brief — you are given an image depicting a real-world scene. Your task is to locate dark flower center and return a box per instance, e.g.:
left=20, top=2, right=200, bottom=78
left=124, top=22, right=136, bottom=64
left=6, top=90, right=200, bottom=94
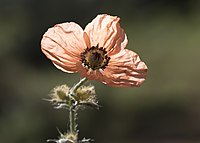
left=80, top=45, right=110, bottom=70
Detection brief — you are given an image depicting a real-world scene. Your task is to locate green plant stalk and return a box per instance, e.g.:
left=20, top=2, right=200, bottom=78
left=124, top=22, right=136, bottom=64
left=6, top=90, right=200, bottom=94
left=68, top=77, right=88, bottom=133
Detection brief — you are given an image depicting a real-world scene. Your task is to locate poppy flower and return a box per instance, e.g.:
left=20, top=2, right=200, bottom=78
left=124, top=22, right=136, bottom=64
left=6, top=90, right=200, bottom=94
left=41, top=14, right=147, bottom=87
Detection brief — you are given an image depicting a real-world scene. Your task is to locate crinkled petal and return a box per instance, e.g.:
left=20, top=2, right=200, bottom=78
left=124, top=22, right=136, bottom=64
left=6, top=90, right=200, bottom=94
left=41, top=22, right=86, bottom=73
left=77, top=63, right=104, bottom=81
left=101, top=49, right=147, bottom=87
left=84, top=14, right=128, bottom=55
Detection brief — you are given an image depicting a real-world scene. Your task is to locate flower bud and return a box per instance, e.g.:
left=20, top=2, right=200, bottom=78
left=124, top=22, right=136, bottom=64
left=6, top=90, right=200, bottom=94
left=47, top=132, right=78, bottom=143
left=62, top=132, right=78, bottom=143
left=49, top=84, right=70, bottom=103
left=75, top=85, right=100, bottom=110
left=76, top=85, right=96, bottom=102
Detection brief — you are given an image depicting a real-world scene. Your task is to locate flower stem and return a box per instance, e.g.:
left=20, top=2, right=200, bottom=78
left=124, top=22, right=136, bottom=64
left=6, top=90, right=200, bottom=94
left=68, top=77, right=87, bottom=133
left=69, top=106, right=77, bottom=133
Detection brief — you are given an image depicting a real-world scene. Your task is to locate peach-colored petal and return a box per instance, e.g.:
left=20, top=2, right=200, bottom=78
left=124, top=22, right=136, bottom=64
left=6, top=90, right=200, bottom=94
left=101, top=49, right=147, bottom=87
left=77, top=62, right=104, bottom=81
left=83, top=32, right=91, bottom=48
left=41, top=14, right=147, bottom=88
left=41, top=22, right=86, bottom=73
left=84, top=14, right=128, bottom=55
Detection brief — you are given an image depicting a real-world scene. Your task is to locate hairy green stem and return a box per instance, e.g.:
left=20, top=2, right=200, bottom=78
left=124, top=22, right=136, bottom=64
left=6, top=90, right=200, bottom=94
left=68, top=77, right=87, bottom=133
left=70, top=106, right=76, bottom=133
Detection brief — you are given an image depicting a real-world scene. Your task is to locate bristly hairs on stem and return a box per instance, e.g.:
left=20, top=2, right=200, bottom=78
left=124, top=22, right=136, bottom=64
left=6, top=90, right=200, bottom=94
left=68, top=77, right=87, bottom=133
left=46, top=77, right=98, bottom=143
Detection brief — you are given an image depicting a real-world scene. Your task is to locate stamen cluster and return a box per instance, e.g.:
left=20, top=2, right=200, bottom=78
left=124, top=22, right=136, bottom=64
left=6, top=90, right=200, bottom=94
left=80, top=45, right=110, bottom=70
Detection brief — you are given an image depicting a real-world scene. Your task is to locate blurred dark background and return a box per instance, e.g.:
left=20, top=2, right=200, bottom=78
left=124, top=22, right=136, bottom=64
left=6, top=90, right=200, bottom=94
left=1, top=0, right=200, bottom=143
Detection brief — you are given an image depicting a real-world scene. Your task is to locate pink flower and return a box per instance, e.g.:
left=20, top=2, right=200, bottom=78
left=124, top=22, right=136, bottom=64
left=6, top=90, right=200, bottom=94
left=41, top=14, right=147, bottom=87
